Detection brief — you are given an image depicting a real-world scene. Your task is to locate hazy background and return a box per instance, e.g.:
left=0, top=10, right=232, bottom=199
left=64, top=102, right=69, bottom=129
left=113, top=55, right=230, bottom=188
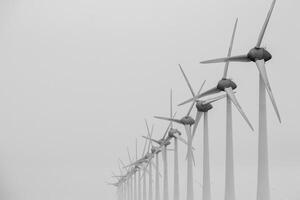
left=0, top=0, right=299, bottom=199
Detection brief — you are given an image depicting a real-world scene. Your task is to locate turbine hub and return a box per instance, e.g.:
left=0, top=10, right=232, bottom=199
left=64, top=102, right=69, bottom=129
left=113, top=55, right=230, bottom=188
left=151, top=147, right=157, bottom=153
left=247, top=47, right=272, bottom=62
left=144, top=154, right=150, bottom=160
left=158, top=139, right=164, bottom=144
left=180, top=116, right=195, bottom=125
left=155, top=149, right=161, bottom=154
left=164, top=140, right=171, bottom=146
left=217, top=78, right=237, bottom=91
left=168, top=128, right=181, bottom=137
left=196, top=102, right=213, bottom=112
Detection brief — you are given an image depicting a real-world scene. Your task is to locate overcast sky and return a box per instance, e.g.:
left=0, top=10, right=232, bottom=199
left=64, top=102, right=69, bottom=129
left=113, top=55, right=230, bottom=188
left=0, top=0, right=299, bottom=199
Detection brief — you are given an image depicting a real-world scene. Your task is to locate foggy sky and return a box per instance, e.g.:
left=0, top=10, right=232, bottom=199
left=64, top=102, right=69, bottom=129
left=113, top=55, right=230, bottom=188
left=0, top=0, right=299, bottom=199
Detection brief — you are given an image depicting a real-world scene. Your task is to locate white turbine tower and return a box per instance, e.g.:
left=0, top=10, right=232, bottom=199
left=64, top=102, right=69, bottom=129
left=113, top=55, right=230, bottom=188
left=200, top=1, right=280, bottom=200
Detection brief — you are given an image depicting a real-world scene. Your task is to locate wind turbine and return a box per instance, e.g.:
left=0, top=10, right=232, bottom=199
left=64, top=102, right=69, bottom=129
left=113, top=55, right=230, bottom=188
left=154, top=116, right=195, bottom=200
left=144, top=119, right=171, bottom=200
left=109, top=166, right=129, bottom=200
left=179, top=19, right=254, bottom=200
left=166, top=90, right=192, bottom=200
left=155, top=88, right=197, bottom=200
left=124, top=128, right=155, bottom=200
left=145, top=121, right=154, bottom=200
left=200, top=1, right=280, bottom=200
left=107, top=180, right=123, bottom=200
left=144, top=135, right=165, bottom=200
left=143, top=124, right=168, bottom=200
left=138, top=139, right=149, bottom=200
left=178, top=64, right=240, bottom=200
left=152, top=90, right=193, bottom=200
left=120, top=156, right=136, bottom=200
left=119, top=159, right=128, bottom=200
left=127, top=147, right=134, bottom=200
left=117, top=160, right=126, bottom=200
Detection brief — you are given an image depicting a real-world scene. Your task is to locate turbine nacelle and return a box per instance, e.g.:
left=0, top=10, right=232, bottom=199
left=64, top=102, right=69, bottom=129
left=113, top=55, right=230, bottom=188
left=158, top=138, right=171, bottom=147
left=144, top=153, right=151, bottom=160
left=168, top=128, right=181, bottom=138
left=133, top=166, right=139, bottom=172
left=217, top=78, right=237, bottom=91
left=196, top=101, right=213, bottom=112
left=180, top=116, right=195, bottom=125
left=247, top=47, right=272, bottom=62
left=151, top=146, right=159, bottom=154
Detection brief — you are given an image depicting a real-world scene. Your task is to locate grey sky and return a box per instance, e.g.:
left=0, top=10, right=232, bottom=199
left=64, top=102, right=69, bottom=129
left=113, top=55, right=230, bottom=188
left=0, top=0, right=299, bottom=199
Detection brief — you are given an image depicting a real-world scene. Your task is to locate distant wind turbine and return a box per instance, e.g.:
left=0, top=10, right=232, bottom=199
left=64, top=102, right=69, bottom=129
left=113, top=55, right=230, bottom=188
left=155, top=86, right=197, bottom=200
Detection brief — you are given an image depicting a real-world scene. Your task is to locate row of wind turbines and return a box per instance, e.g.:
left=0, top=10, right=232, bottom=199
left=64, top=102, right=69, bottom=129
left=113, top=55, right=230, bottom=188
left=108, top=1, right=281, bottom=200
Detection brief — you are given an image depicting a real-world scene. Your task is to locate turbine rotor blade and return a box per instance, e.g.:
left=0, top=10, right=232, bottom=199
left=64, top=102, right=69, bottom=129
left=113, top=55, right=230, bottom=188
left=145, top=119, right=152, bottom=138
left=174, top=133, right=188, bottom=146
left=149, top=125, right=154, bottom=148
left=192, top=151, right=196, bottom=166
left=118, top=160, right=124, bottom=175
left=178, top=97, right=195, bottom=106
left=223, top=18, right=238, bottom=79
left=203, top=93, right=227, bottom=104
left=141, top=134, right=148, bottom=157
left=145, top=120, right=154, bottom=152
left=162, top=112, right=177, bottom=139
left=256, top=0, right=276, bottom=48
left=225, top=87, right=254, bottom=131
left=201, top=55, right=250, bottom=64
left=192, top=111, right=203, bottom=139
left=178, top=80, right=207, bottom=106
left=185, top=149, right=196, bottom=166
left=174, top=133, right=196, bottom=150
left=135, top=138, right=138, bottom=160
left=170, top=89, right=173, bottom=128
left=119, top=159, right=126, bottom=168
left=179, top=64, right=196, bottom=97
left=123, top=160, right=143, bottom=168
left=152, top=160, right=162, bottom=177
left=186, top=80, right=206, bottom=116
left=154, top=116, right=182, bottom=125
left=186, top=101, right=195, bottom=117
left=197, top=80, right=207, bottom=96
left=198, top=86, right=221, bottom=99
left=142, top=136, right=161, bottom=145
left=255, top=59, right=281, bottom=122
left=127, top=147, right=133, bottom=164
